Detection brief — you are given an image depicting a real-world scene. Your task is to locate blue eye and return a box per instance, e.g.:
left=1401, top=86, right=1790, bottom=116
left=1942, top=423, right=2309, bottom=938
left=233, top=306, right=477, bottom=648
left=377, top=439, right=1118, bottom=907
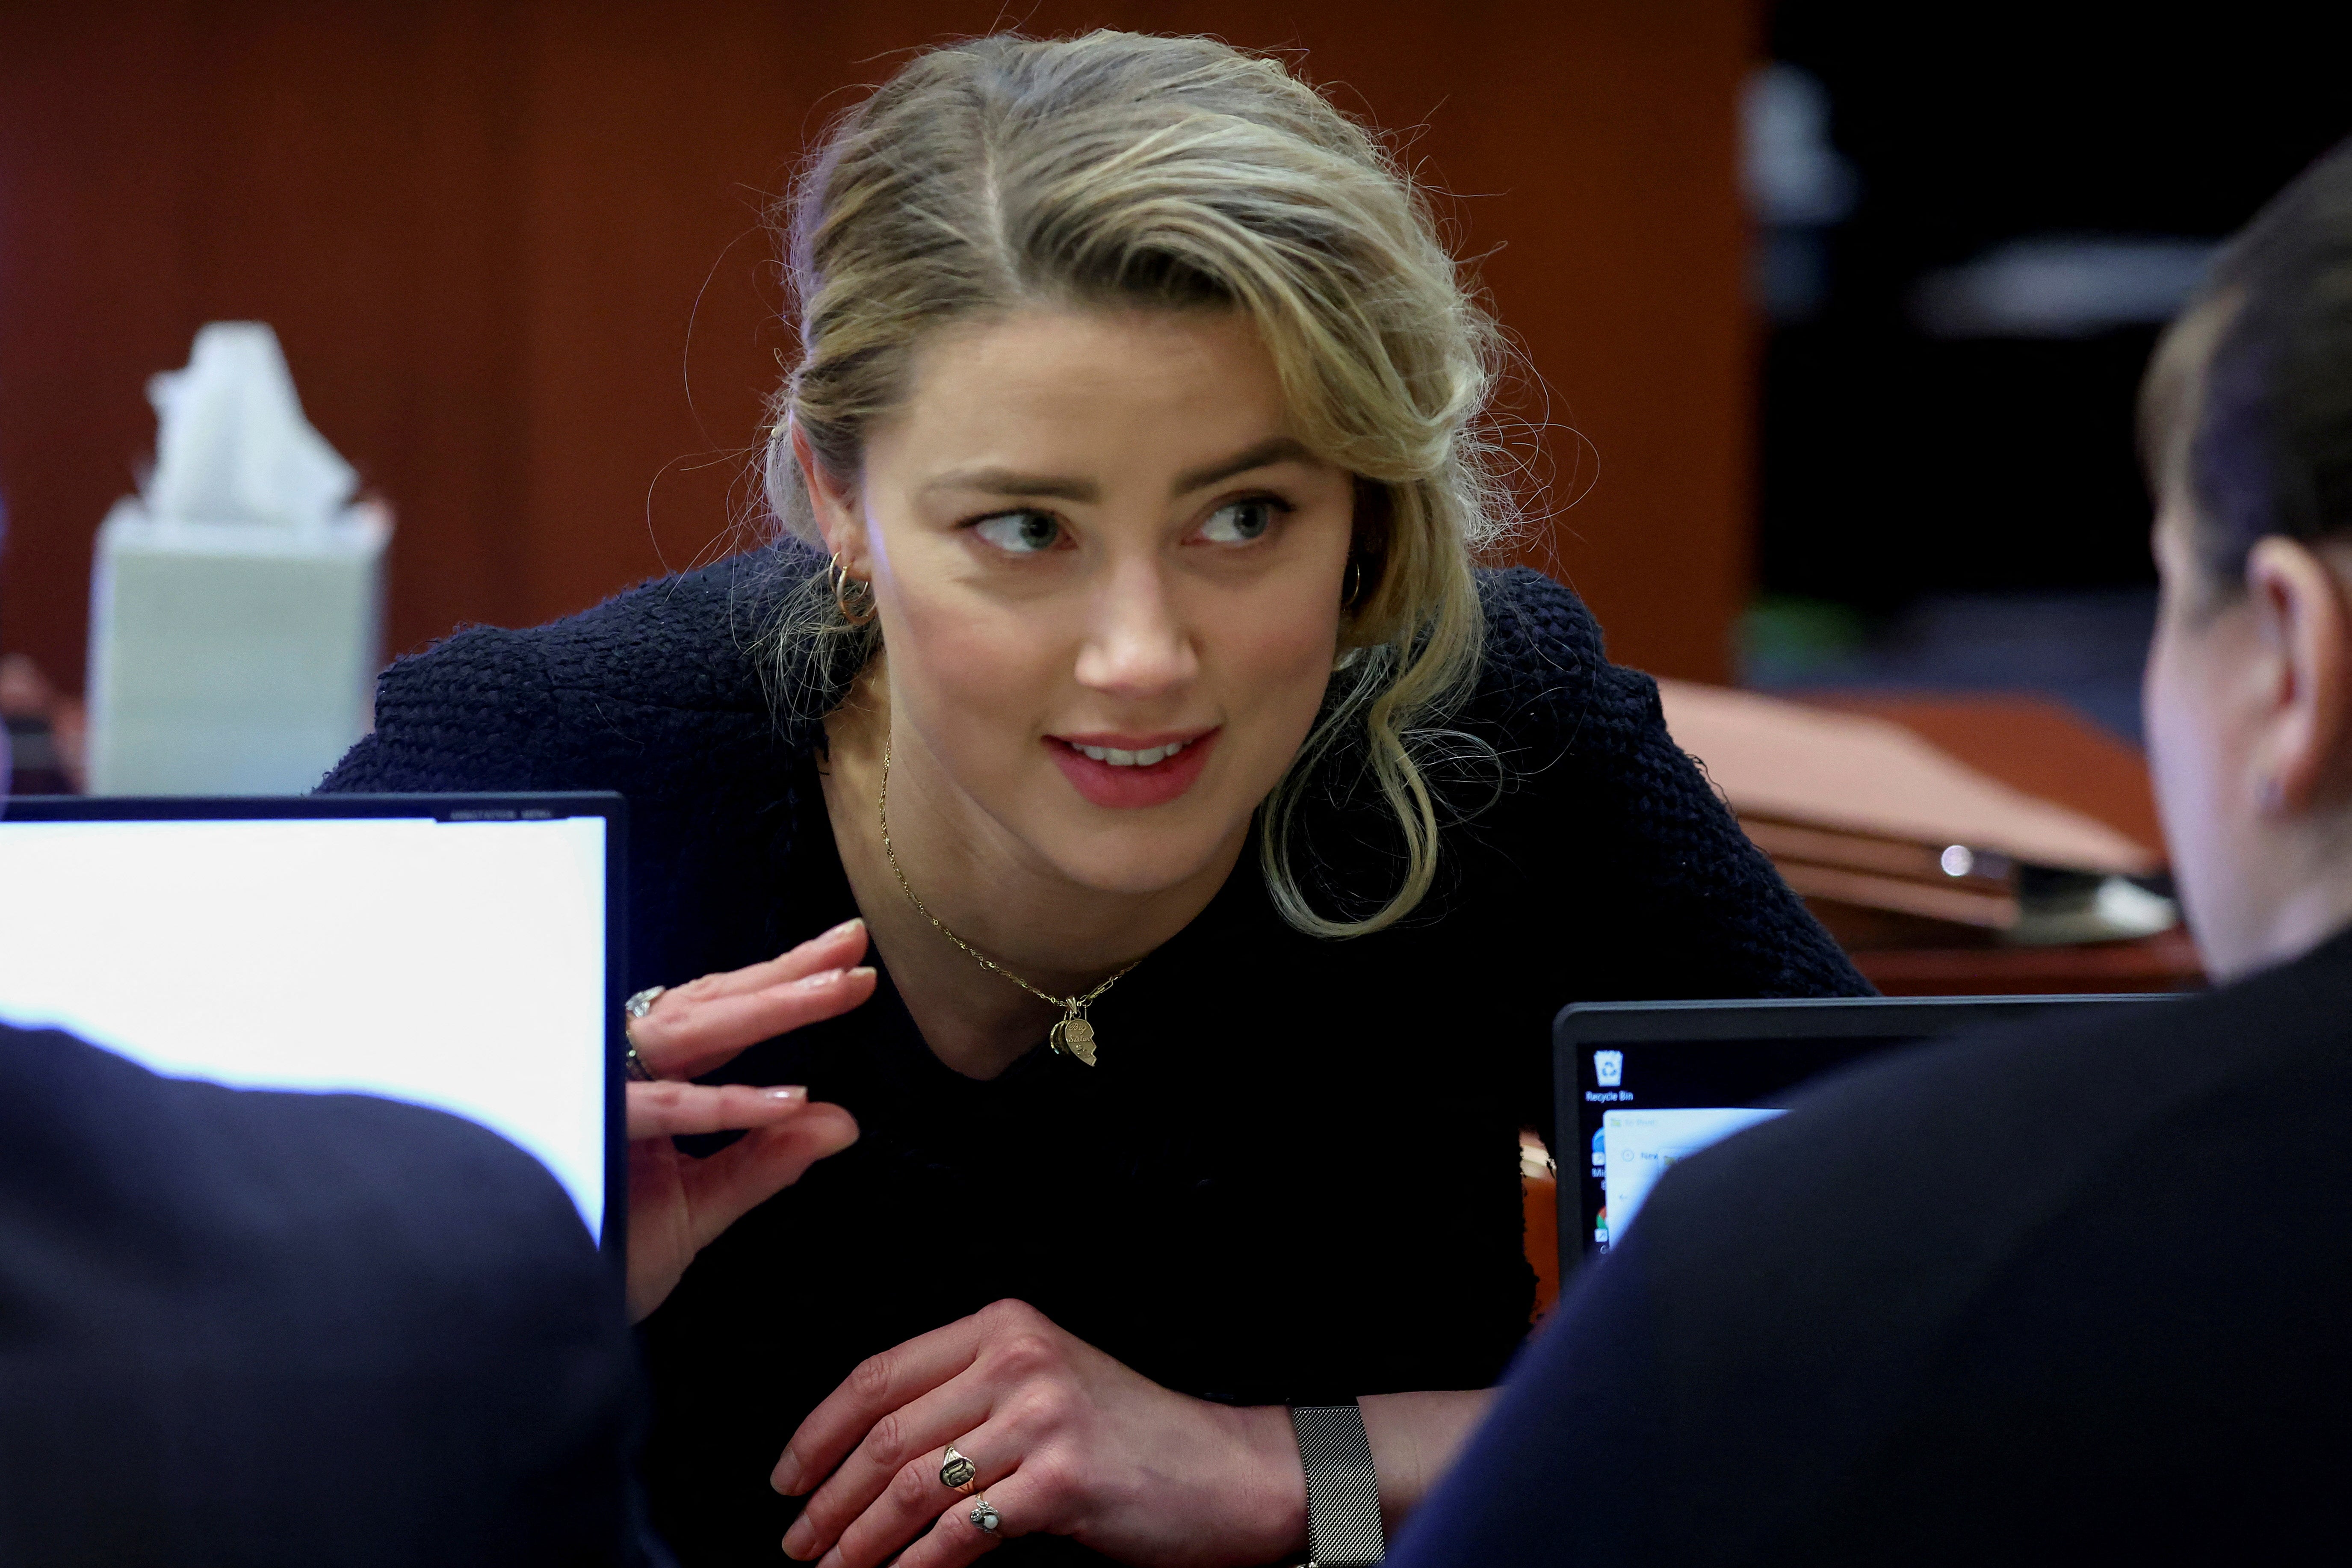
left=973, top=511, right=1063, bottom=554
left=1200, top=498, right=1282, bottom=543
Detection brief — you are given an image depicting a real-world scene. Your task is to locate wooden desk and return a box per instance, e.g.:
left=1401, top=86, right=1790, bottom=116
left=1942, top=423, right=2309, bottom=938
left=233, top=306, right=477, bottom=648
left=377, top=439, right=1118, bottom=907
left=1521, top=1133, right=1560, bottom=1322
left=1854, top=927, right=2203, bottom=996
left=1802, top=691, right=2204, bottom=996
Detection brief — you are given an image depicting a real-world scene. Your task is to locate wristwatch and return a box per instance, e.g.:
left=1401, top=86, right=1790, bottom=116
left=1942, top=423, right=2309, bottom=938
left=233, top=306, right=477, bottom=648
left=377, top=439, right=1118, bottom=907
left=1288, top=1403, right=1385, bottom=1566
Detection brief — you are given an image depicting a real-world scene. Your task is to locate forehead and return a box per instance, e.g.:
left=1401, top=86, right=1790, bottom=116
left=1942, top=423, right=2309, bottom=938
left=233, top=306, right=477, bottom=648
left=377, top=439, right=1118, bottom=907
left=881, top=306, right=1294, bottom=463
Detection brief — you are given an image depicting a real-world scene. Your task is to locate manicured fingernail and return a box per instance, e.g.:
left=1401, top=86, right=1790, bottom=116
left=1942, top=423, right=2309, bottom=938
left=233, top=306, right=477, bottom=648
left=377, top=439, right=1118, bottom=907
left=826, top=917, right=865, bottom=939
left=761, top=1086, right=806, bottom=1102
left=781, top=1516, right=814, bottom=1554
left=772, top=1450, right=803, bottom=1494
left=797, top=968, right=845, bottom=989
left=847, top=966, right=875, bottom=983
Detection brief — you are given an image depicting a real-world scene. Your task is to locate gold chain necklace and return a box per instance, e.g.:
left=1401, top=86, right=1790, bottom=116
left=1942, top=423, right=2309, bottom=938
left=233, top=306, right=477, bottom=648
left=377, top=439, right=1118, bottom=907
left=878, top=741, right=1137, bottom=1066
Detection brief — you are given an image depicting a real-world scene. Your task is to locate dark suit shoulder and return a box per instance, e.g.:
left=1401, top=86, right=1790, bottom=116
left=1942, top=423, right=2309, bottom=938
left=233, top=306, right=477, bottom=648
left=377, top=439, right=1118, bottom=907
left=0, top=1023, right=640, bottom=1566
left=1594, top=943, right=2352, bottom=1558
left=0, top=1022, right=602, bottom=1339
left=1393, top=948, right=2352, bottom=1568
left=1638, top=961, right=2334, bottom=1297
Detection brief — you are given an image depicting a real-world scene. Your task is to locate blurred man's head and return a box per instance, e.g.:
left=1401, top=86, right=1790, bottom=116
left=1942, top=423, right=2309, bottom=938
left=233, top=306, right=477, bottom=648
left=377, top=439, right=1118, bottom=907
left=2142, top=137, right=2352, bottom=980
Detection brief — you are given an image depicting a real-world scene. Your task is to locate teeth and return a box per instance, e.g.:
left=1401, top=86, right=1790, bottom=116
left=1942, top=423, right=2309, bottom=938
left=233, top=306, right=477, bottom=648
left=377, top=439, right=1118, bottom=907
left=1074, top=740, right=1188, bottom=767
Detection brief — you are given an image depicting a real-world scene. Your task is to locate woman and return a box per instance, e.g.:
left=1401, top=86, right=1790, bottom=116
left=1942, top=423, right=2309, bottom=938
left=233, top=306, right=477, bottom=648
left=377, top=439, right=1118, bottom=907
left=323, top=32, right=1864, bottom=1567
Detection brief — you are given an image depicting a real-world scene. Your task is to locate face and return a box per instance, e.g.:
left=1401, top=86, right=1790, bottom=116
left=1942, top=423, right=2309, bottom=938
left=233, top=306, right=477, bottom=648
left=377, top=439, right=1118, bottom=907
left=2143, top=485, right=2352, bottom=980
left=2144, top=496, right=2266, bottom=971
left=815, top=306, right=1356, bottom=896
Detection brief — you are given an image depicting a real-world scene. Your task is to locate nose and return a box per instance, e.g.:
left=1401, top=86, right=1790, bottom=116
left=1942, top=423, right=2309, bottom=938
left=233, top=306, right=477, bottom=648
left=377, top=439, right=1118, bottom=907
left=1072, top=553, right=1199, bottom=700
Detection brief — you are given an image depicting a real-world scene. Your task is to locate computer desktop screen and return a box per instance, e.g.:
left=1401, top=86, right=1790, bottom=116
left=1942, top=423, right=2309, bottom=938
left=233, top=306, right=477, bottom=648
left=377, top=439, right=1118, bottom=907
left=1573, top=1034, right=1921, bottom=1255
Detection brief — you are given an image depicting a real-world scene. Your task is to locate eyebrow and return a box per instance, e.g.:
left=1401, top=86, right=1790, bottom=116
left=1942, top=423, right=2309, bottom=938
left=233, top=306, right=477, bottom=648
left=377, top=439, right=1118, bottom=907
left=922, top=436, right=1316, bottom=505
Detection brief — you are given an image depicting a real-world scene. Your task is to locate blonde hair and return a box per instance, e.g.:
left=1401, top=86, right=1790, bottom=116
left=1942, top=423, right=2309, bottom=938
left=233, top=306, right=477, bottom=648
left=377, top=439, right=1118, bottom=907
left=762, top=30, right=1512, bottom=936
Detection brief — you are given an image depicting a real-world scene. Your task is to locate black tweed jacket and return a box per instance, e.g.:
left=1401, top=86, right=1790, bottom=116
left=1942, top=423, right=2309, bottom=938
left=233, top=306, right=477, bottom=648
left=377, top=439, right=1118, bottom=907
left=321, top=546, right=1866, bottom=1566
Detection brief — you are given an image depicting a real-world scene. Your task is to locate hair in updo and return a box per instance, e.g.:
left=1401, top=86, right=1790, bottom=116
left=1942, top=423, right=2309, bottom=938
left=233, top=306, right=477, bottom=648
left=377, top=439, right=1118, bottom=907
left=2143, top=136, right=2352, bottom=595
left=759, top=30, right=1514, bottom=938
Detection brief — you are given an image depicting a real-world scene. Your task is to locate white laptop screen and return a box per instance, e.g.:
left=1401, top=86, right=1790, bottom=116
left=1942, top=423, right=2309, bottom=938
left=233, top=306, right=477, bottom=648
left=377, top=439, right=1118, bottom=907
left=0, top=809, right=611, bottom=1237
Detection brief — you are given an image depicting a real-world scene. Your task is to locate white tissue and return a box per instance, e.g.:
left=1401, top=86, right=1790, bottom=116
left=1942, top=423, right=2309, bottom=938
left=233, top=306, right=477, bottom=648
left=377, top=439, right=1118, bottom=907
left=146, top=322, right=358, bottom=529
left=86, top=323, right=391, bottom=796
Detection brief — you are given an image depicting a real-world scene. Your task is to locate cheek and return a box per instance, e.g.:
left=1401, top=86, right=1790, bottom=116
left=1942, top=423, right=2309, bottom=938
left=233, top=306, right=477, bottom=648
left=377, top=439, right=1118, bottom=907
left=1208, top=577, right=1344, bottom=732
left=888, top=589, right=1063, bottom=744
left=2145, top=629, right=2199, bottom=810
left=2144, top=620, right=2230, bottom=891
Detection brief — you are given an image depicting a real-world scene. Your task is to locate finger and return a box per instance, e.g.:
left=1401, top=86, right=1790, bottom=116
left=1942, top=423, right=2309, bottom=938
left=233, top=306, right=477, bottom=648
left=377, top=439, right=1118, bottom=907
left=815, top=1436, right=1018, bottom=1568
left=676, top=1104, right=859, bottom=1250
left=635, top=963, right=877, bottom=1079
left=890, top=1472, right=1042, bottom=1568
left=708, top=917, right=871, bottom=996
left=626, top=1081, right=826, bottom=1140
left=781, top=1376, right=1000, bottom=1566
left=635, top=918, right=868, bottom=1040
left=775, top=1303, right=1039, bottom=1495
left=665, top=966, right=878, bottom=1058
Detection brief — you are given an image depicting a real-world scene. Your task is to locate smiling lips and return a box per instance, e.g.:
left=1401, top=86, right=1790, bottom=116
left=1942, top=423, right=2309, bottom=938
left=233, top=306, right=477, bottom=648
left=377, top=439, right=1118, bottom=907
left=1048, top=729, right=1219, bottom=809
left=1069, top=738, right=1191, bottom=767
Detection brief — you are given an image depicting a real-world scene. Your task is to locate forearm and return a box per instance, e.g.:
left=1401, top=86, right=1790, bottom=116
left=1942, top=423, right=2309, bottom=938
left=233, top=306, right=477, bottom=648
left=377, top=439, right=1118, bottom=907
left=1359, top=1389, right=1495, bottom=1535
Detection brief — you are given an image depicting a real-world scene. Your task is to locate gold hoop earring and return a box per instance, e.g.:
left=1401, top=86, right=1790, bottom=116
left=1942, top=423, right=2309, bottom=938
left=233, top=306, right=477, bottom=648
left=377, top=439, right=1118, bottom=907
left=1342, top=557, right=1365, bottom=612
left=829, top=553, right=878, bottom=626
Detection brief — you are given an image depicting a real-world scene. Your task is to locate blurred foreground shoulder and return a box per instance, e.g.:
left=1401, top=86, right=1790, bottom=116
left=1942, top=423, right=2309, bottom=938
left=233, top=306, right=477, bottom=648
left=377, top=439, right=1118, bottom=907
left=0, top=1022, right=653, bottom=1567
left=1389, top=950, right=2352, bottom=1565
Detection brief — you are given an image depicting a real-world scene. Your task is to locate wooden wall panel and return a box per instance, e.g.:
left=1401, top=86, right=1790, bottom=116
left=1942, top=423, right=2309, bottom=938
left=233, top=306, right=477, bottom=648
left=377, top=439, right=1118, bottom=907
left=0, top=0, right=1754, bottom=694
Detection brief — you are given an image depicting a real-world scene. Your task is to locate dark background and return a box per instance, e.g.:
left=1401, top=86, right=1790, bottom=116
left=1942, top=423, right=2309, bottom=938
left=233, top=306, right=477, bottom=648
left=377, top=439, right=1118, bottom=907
left=1760, top=3, right=2352, bottom=611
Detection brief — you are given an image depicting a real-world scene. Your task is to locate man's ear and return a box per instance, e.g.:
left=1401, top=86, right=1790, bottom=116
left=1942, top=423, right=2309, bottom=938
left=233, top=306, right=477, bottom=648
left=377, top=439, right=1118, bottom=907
left=2245, top=535, right=2352, bottom=815
left=791, top=422, right=868, bottom=570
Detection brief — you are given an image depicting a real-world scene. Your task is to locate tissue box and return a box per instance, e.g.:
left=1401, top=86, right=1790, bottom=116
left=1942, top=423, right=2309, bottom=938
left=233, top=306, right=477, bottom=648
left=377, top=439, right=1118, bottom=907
left=86, top=498, right=391, bottom=795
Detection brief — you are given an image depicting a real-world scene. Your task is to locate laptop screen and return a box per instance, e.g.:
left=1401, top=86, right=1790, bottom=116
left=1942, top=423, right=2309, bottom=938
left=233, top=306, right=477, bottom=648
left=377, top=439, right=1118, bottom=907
left=0, top=795, right=623, bottom=1244
left=1555, top=995, right=2180, bottom=1270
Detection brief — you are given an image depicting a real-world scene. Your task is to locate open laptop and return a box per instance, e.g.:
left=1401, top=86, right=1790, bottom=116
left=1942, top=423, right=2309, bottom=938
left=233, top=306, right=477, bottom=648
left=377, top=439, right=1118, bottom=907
left=1552, top=993, right=2181, bottom=1279
left=0, top=793, right=626, bottom=1259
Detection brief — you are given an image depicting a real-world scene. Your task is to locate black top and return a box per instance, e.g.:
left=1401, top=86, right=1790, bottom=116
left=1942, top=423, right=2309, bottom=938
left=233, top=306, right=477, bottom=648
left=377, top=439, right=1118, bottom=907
left=0, top=1023, right=653, bottom=1567
left=1390, top=926, right=2352, bottom=1567
left=319, top=545, right=1866, bottom=1565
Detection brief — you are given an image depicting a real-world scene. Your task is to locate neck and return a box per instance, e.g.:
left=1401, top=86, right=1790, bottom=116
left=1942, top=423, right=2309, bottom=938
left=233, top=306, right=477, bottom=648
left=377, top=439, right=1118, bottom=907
left=2210, top=809, right=2352, bottom=983
left=818, top=670, right=1244, bottom=1079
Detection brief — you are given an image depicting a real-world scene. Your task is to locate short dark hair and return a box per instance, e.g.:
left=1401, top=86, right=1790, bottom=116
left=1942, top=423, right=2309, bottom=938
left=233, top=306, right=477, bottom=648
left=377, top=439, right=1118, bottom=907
left=2146, top=136, right=2352, bottom=589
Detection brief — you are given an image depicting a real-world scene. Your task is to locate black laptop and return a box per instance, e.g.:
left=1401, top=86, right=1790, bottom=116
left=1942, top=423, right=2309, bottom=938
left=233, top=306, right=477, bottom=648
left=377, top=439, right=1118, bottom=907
left=1552, top=993, right=2181, bottom=1279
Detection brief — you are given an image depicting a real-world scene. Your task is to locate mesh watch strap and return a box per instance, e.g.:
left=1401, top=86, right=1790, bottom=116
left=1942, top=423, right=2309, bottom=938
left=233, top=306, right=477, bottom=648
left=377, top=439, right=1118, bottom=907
left=1289, top=1403, right=1385, bottom=1566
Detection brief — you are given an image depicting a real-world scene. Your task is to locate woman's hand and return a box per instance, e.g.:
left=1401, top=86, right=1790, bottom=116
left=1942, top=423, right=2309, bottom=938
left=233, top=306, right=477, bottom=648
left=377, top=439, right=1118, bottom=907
left=771, top=1299, right=1306, bottom=1568
left=623, top=918, right=875, bottom=1322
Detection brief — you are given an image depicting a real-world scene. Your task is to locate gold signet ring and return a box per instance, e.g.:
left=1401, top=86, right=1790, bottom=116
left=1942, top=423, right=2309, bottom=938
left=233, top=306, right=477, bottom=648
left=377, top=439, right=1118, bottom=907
left=940, top=1446, right=977, bottom=1494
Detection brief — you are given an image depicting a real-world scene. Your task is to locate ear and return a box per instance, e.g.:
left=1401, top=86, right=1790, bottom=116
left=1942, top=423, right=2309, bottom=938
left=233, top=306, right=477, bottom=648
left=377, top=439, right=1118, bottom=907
left=791, top=422, right=869, bottom=571
left=2244, top=535, right=2352, bottom=815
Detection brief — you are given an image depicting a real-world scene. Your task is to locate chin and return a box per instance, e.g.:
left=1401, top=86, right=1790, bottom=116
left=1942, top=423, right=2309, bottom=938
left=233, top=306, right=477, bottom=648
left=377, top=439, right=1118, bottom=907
left=1043, top=825, right=1241, bottom=898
